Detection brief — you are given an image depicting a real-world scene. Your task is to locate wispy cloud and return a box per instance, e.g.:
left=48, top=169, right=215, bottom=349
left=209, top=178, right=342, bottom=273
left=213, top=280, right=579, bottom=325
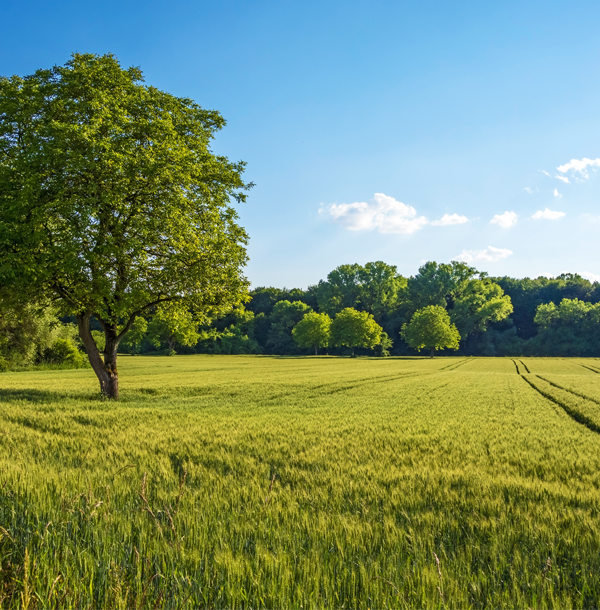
left=320, top=193, right=428, bottom=234
left=540, top=170, right=551, bottom=177
left=555, top=175, right=570, bottom=184
left=532, top=208, right=565, bottom=220
left=553, top=188, right=562, bottom=199
left=523, top=187, right=533, bottom=194
left=431, top=213, right=468, bottom=226
left=453, top=246, right=513, bottom=263
left=490, top=211, right=518, bottom=228
left=556, top=157, right=600, bottom=179
left=580, top=271, right=600, bottom=283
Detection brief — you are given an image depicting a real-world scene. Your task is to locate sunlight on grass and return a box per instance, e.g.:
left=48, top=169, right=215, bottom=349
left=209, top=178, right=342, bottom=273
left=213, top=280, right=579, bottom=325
left=1, top=355, right=600, bottom=608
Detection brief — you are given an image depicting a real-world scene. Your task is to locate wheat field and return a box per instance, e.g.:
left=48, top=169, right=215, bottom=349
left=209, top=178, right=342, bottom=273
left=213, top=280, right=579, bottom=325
left=1, top=355, right=600, bottom=608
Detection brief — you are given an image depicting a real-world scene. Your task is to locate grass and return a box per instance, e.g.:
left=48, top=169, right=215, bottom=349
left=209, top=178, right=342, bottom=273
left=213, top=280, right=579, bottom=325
left=1, top=355, right=600, bottom=608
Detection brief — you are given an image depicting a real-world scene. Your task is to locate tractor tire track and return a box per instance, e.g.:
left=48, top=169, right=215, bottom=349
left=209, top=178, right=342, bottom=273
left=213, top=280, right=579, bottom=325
left=440, top=359, right=470, bottom=372
left=536, top=375, right=600, bottom=407
left=519, top=374, right=600, bottom=435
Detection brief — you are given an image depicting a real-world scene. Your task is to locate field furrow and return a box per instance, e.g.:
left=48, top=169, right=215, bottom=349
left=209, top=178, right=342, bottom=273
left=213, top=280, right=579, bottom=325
left=1, top=355, right=600, bottom=609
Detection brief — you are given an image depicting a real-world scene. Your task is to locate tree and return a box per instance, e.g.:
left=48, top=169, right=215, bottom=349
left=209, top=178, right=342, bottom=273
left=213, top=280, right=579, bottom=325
left=373, top=331, right=393, bottom=357
left=451, top=279, right=513, bottom=338
left=407, top=261, right=477, bottom=312
left=401, top=305, right=460, bottom=357
left=147, top=306, right=200, bottom=354
left=316, top=261, right=406, bottom=320
left=356, top=261, right=407, bottom=320
left=0, top=54, right=250, bottom=398
left=330, top=308, right=382, bottom=356
left=316, top=264, right=363, bottom=315
left=292, top=312, right=331, bottom=355
left=532, top=298, right=600, bottom=356
left=119, top=317, right=148, bottom=355
left=266, top=300, right=312, bottom=354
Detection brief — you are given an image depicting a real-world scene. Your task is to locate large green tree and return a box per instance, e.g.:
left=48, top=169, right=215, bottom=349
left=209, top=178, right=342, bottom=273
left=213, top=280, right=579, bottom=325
left=317, top=261, right=406, bottom=320
left=0, top=53, right=250, bottom=398
left=407, top=261, right=477, bottom=311
left=292, top=311, right=332, bottom=355
left=330, top=308, right=382, bottom=356
left=401, top=305, right=460, bottom=357
left=147, top=306, right=200, bottom=354
left=451, top=278, right=513, bottom=338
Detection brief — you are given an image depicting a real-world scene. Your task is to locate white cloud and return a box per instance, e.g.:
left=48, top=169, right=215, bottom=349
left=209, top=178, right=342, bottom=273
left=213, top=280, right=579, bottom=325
left=553, top=188, right=562, bottom=199
left=556, top=157, right=600, bottom=179
left=555, top=175, right=570, bottom=184
left=540, top=170, right=551, bottom=177
left=490, top=211, right=518, bottom=228
left=580, top=271, right=600, bottom=283
left=431, top=213, right=468, bottom=226
left=453, top=246, right=513, bottom=264
left=320, top=192, right=428, bottom=234
left=532, top=208, right=565, bottom=220
left=523, top=187, right=533, bottom=194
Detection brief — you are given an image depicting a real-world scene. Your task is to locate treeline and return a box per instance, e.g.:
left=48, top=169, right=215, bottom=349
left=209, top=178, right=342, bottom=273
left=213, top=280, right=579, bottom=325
left=195, top=261, right=600, bottom=357
left=2, top=260, right=600, bottom=368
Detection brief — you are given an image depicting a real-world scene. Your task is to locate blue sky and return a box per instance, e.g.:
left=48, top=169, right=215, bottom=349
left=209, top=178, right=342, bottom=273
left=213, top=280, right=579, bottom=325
left=2, top=0, right=600, bottom=288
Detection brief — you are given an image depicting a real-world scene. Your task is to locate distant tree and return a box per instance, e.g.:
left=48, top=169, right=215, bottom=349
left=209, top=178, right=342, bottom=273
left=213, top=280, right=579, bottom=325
left=0, top=301, right=85, bottom=368
left=451, top=278, right=513, bottom=338
left=357, top=261, right=407, bottom=320
left=330, top=308, right=382, bottom=356
left=401, top=305, right=460, bottom=358
left=120, top=317, right=148, bottom=355
left=373, top=331, right=393, bottom=357
left=247, top=287, right=312, bottom=317
left=292, top=312, right=332, bottom=355
left=532, top=298, right=600, bottom=356
left=317, top=264, right=363, bottom=315
left=495, top=274, right=598, bottom=340
left=0, top=53, right=250, bottom=398
left=407, top=261, right=477, bottom=312
left=316, top=261, right=406, bottom=320
left=147, top=307, right=200, bottom=354
left=267, top=300, right=313, bottom=354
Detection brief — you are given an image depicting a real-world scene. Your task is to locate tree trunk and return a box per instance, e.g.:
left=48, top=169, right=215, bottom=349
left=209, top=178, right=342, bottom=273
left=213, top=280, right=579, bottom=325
left=430, top=347, right=435, bottom=358
left=77, top=312, right=120, bottom=399
left=315, top=346, right=318, bottom=356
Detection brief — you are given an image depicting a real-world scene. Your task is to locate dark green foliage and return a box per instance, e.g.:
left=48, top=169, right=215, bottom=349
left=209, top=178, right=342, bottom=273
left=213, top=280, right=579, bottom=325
left=495, top=274, right=600, bottom=339
left=0, top=302, right=88, bottom=369
left=267, top=300, right=313, bottom=354
left=196, top=308, right=262, bottom=354
left=530, top=298, right=600, bottom=356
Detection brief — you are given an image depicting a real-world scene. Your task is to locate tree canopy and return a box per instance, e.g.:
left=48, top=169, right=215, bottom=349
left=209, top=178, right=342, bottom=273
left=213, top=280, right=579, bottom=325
left=330, top=308, right=382, bottom=356
left=0, top=53, right=251, bottom=397
left=292, top=312, right=332, bottom=355
left=401, top=305, right=461, bottom=357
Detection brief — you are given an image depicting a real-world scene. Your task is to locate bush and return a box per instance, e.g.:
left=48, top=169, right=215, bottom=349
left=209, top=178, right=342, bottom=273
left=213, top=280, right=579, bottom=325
left=42, top=339, right=88, bottom=368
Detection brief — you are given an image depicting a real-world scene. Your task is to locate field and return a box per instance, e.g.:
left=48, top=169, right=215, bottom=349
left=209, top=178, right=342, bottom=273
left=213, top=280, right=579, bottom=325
left=1, top=355, right=600, bottom=609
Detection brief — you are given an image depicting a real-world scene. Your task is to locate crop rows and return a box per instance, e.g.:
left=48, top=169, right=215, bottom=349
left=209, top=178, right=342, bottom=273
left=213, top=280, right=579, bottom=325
left=1, top=356, right=600, bottom=608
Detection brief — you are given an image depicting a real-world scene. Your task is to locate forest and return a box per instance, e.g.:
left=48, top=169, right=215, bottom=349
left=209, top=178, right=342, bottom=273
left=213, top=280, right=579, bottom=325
left=2, top=259, right=599, bottom=370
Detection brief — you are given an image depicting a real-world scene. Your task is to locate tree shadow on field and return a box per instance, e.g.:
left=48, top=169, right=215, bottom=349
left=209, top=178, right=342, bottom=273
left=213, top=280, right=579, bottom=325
left=0, top=388, right=98, bottom=404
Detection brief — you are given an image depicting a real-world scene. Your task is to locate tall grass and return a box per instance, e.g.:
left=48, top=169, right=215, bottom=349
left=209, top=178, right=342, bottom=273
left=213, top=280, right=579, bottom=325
left=1, top=355, right=600, bottom=608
